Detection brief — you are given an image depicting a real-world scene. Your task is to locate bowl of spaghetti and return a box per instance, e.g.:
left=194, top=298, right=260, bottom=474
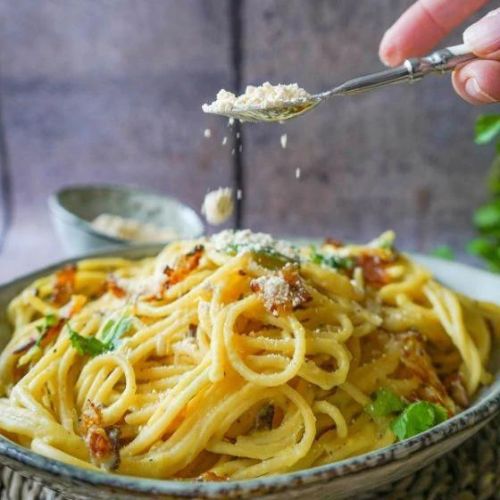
left=0, top=230, right=498, bottom=499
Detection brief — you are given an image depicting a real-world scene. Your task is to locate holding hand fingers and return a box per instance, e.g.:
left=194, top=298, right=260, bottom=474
left=380, top=0, right=500, bottom=104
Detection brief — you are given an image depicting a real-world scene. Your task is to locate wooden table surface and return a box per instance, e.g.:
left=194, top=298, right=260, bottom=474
left=0, top=0, right=496, bottom=283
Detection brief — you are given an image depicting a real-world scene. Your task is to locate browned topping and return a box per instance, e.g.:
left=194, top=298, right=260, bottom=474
left=356, top=254, right=391, bottom=286
left=255, top=404, right=275, bottom=430
left=197, top=471, right=229, bottom=482
left=163, top=245, right=204, bottom=290
left=80, top=401, right=121, bottom=471
left=12, top=319, right=65, bottom=355
left=51, top=264, right=77, bottom=306
left=38, top=319, right=65, bottom=348
left=12, top=338, right=36, bottom=355
left=188, top=323, right=198, bottom=338
left=64, top=295, right=88, bottom=318
left=105, top=279, right=127, bottom=298
left=250, top=263, right=311, bottom=317
left=324, top=237, right=344, bottom=248
left=443, top=373, right=469, bottom=409
left=391, top=332, right=455, bottom=414
left=237, top=269, right=247, bottom=276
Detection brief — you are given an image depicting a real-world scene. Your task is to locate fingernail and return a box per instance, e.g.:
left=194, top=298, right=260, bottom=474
left=464, top=78, right=497, bottom=103
left=486, top=8, right=500, bottom=18
left=463, top=11, right=500, bottom=56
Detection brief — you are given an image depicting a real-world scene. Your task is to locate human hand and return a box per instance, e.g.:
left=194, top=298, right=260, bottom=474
left=379, top=0, right=500, bottom=104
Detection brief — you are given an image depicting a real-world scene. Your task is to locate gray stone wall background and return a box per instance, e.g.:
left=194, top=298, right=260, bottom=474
left=0, top=0, right=498, bottom=282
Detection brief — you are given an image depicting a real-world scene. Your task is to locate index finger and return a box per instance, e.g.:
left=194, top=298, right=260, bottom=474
left=379, top=0, right=490, bottom=67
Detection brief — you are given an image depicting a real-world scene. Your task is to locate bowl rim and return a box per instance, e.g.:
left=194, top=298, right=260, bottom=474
left=0, top=247, right=499, bottom=497
left=48, top=183, right=204, bottom=244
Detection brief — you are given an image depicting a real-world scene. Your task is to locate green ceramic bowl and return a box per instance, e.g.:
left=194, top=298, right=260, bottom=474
left=0, top=248, right=498, bottom=499
left=49, top=184, right=204, bottom=256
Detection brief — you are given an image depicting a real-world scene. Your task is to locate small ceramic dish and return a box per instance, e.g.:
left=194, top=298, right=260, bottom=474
left=0, top=247, right=498, bottom=499
left=48, top=185, right=204, bottom=256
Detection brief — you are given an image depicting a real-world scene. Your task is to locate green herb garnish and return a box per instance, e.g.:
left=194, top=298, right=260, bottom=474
left=68, top=315, right=133, bottom=357
left=226, top=244, right=296, bottom=269
left=390, top=401, right=448, bottom=440
left=430, top=245, right=455, bottom=261
left=365, top=388, right=406, bottom=417
left=68, top=326, right=110, bottom=356
left=310, top=246, right=354, bottom=270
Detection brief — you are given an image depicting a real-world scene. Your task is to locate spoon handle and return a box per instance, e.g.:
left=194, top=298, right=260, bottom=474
left=325, top=43, right=476, bottom=97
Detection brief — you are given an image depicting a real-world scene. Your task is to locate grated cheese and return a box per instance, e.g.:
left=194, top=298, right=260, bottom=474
left=203, top=128, right=211, bottom=138
left=222, top=136, right=228, bottom=145
left=210, top=229, right=298, bottom=260
left=90, top=214, right=178, bottom=243
left=295, top=168, right=301, bottom=179
left=202, top=82, right=311, bottom=114
left=280, top=134, right=288, bottom=149
left=201, top=188, right=234, bottom=226
left=251, top=275, right=291, bottom=311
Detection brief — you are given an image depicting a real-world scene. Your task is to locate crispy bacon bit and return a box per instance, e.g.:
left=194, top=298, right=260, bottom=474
left=106, top=279, right=127, bottom=298
left=188, top=323, right=198, bottom=338
left=250, top=263, right=311, bottom=317
left=197, top=471, right=229, bottom=482
left=61, top=295, right=88, bottom=318
left=443, top=373, right=469, bottom=409
left=38, top=319, right=65, bottom=348
left=51, top=264, right=77, bottom=306
left=392, top=332, right=455, bottom=414
left=12, top=338, right=36, bottom=355
left=12, top=319, right=65, bottom=355
left=324, top=237, right=344, bottom=248
left=80, top=401, right=121, bottom=471
left=255, top=404, right=275, bottom=430
left=356, top=254, right=391, bottom=286
left=163, top=245, right=204, bottom=290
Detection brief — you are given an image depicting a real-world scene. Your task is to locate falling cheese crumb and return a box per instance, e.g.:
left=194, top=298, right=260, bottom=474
left=202, top=188, right=234, bottom=226
left=222, top=136, right=228, bottom=145
left=280, top=134, right=288, bottom=149
left=203, top=128, right=211, bottom=138
left=236, top=189, right=243, bottom=200
left=295, top=168, right=301, bottom=179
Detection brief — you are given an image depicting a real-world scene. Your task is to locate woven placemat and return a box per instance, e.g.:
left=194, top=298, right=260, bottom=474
left=1, top=416, right=499, bottom=500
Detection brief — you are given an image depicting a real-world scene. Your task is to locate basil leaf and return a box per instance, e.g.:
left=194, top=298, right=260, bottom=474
left=310, top=246, right=353, bottom=270
left=226, top=244, right=296, bottom=269
left=101, top=315, right=133, bottom=348
left=430, top=245, right=455, bottom=261
left=68, top=326, right=110, bottom=357
left=365, top=388, right=406, bottom=417
left=391, top=401, right=448, bottom=440
left=68, top=314, right=133, bottom=357
left=475, top=114, right=500, bottom=145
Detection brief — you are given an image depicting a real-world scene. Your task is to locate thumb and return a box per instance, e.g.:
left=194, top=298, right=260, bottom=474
left=463, top=8, right=500, bottom=59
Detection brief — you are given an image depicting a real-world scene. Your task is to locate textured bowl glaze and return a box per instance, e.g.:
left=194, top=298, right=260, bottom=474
left=49, top=185, right=204, bottom=256
left=0, top=247, right=499, bottom=499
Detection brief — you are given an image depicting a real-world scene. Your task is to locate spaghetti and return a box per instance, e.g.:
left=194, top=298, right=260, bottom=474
left=0, top=230, right=498, bottom=480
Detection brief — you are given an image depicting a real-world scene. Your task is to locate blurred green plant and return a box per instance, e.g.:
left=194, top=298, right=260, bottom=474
left=468, top=114, right=500, bottom=272
left=430, top=245, right=455, bottom=261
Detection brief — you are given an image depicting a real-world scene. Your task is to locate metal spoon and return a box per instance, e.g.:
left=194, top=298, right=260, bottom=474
left=204, top=44, right=475, bottom=123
